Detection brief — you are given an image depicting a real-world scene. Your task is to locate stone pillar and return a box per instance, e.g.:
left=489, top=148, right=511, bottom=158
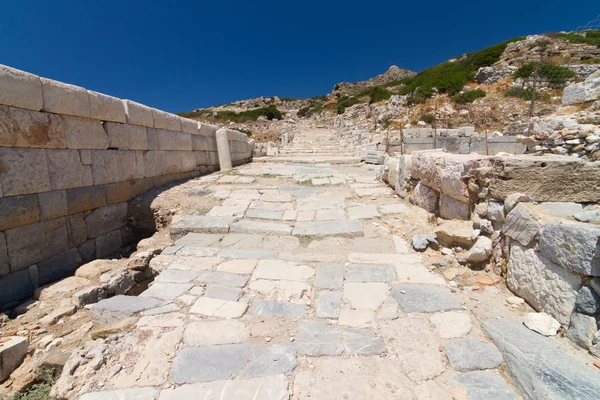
left=283, top=132, right=289, bottom=145
left=216, top=129, right=233, bottom=171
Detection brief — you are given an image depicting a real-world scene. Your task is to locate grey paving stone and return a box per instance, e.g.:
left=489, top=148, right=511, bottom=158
left=453, top=372, right=519, bottom=400
left=238, top=344, right=297, bottom=378
left=347, top=204, right=380, bottom=220
left=316, top=291, right=341, bottom=318
left=170, top=344, right=251, bottom=384
left=141, top=282, right=194, bottom=301
left=314, top=264, right=344, bottom=289
left=248, top=300, right=305, bottom=317
left=445, top=338, right=502, bottom=372
left=297, top=320, right=343, bottom=356
left=184, top=320, right=249, bottom=346
left=280, top=186, right=325, bottom=199
left=88, top=295, right=161, bottom=323
left=170, top=215, right=238, bottom=239
left=175, top=233, right=223, bottom=247
left=80, top=387, right=159, bottom=400
left=218, top=248, right=277, bottom=259
left=158, top=374, right=289, bottom=400
left=342, top=328, right=386, bottom=356
left=292, top=220, right=363, bottom=238
left=154, top=270, right=199, bottom=283
left=204, top=284, right=243, bottom=301
left=484, top=318, right=600, bottom=399
left=391, top=284, right=462, bottom=313
left=245, top=209, right=284, bottom=220
left=230, top=220, right=292, bottom=235
left=141, top=303, right=179, bottom=316
left=176, top=246, right=220, bottom=257
left=195, top=271, right=249, bottom=287
left=346, top=264, right=396, bottom=282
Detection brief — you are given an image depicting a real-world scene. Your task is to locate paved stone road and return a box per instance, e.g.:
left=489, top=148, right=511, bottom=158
left=76, top=161, right=600, bottom=400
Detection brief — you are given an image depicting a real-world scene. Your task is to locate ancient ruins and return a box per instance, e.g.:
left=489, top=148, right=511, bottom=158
left=1, top=36, right=600, bottom=400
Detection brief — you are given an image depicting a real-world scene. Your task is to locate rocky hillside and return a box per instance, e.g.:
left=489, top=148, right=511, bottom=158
left=331, top=65, right=416, bottom=97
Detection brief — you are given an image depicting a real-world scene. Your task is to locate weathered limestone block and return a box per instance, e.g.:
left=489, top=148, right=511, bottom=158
left=192, top=135, right=209, bottom=151
left=208, top=151, right=219, bottom=166
left=439, top=194, right=470, bottom=220
left=85, top=203, right=128, bottom=238
left=143, top=151, right=167, bottom=177
left=66, top=185, right=106, bottom=214
left=105, top=181, right=131, bottom=205
left=198, top=122, right=218, bottom=137
left=195, top=151, right=208, bottom=166
left=180, top=117, right=198, bottom=134
left=146, top=128, right=159, bottom=150
left=502, top=203, right=558, bottom=247
left=122, top=100, right=154, bottom=127
left=0, top=147, right=51, bottom=196
left=0, top=195, right=39, bottom=231
left=91, top=150, right=119, bottom=185
left=158, top=130, right=192, bottom=151
left=104, top=122, right=148, bottom=150
left=63, top=115, right=108, bottom=150
left=482, top=155, right=600, bottom=202
left=47, top=149, right=93, bottom=189
left=152, top=109, right=181, bottom=131
left=507, top=243, right=581, bottom=326
left=207, top=137, right=218, bottom=152
left=38, top=190, right=67, bottom=221
left=539, top=223, right=600, bottom=276
left=0, top=336, right=29, bottom=381
left=117, top=151, right=146, bottom=181
left=5, top=217, right=69, bottom=271
left=0, top=105, right=66, bottom=148
left=37, top=248, right=81, bottom=286
left=88, top=91, right=126, bottom=123
left=180, top=151, right=197, bottom=172
left=411, top=182, right=439, bottom=214
left=0, top=269, right=35, bottom=304
left=216, top=129, right=233, bottom=171
left=67, top=213, right=88, bottom=247
left=435, top=220, right=475, bottom=248
left=0, top=232, right=8, bottom=276
left=41, top=77, right=90, bottom=118
left=95, top=230, right=123, bottom=258
left=79, top=149, right=92, bottom=165
left=562, top=70, right=600, bottom=105
left=0, top=65, right=43, bottom=111
left=78, top=239, right=96, bottom=264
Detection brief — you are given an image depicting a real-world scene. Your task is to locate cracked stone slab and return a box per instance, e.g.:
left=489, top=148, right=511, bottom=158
left=230, top=220, right=292, bottom=235
left=248, top=299, right=305, bottom=317
left=484, top=318, right=600, bottom=399
left=154, top=270, right=199, bottom=283
left=297, top=320, right=343, bottom=356
left=252, top=260, right=314, bottom=282
left=342, top=328, right=386, bottom=356
left=395, top=264, right=446, bottom=285
left=158, top=374, right=289, bottom=400
left=170, top=344, right=251, bottom=384
left=218, top=248, right=277, bottom=259
left=452, top=372, right=519, bottom=400
left=88, top=295, right=162, bottom=324
left=141, top=303, right=179, bottom=316
left=170, top=215, right=238, bottom=239
left=343, top=283, right=388, bottom=310
left=140, top=283, right=194, bottom=301
left=380, top=204, right=410, bottom=215
left=176, top=246, right=220, bottom=257
left=80, top=387, right=159, bottom=400
left=183, top=320, right=248, bottom=347
left=346, top=264, right=396, bottom=282
left=238, top=344, right=297, bottom=378
left=207, top=205, right=247, bottom=217
left=314, top=264, right=344, bottom=289
left=316, top=291, right=341, bottom=318
left=217, top=258, right=258, bottom=274
left=292, top=220, right=363, bottom=238
left=195, top=271, right=249, bottom=287
left=348, top=204, right=380, bottom=220
left=245, top=209, right=284, bottom=220
left=204, top=284, right=243, bottom=301
left=391, top=284, right=462, bottom=313
left=445, top=338, right=502, bottom=372
left=190, top=297, right=248, bottom=318
left=430, top=311, right=473, bottom=338
left=338, top=308, right=374, bottom=328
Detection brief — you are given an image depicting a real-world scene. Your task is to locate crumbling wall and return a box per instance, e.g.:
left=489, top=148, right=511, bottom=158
left=0, top=65, right=254, bottom=307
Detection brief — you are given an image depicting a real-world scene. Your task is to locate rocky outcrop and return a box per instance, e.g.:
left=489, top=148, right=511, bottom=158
left=332, top=66, right=416, bottom=97
left=563, top=70, right=600, bottom=105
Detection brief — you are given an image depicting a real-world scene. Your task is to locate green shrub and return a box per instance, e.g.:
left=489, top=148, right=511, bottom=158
left=312, top=94, right=328, bottom=101
left=298, top=102, right=323, bottom=118
left=421, top=113, right=436, bottom=123
left=514, top=62, right=576, bottom=84
left=365, top=87, right=393, bottom=104
left=178, top=106, right=283, bottom=122
left=336, top=96, right=361, bottom=114
left=504, top=88, right=550, bottom=101
left=559, top=30, right=600, bottom=48
left=453, top=88, right=486, bottom=104
left=581, top=58, right=600, bottom=64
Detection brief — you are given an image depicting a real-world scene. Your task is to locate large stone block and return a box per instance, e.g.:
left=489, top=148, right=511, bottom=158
left=157, top=130, right=192, bottom=151
left=146, top=128, right=159, bottom=150
left=0, top=195, right=39, bottom=231
left=0, top=336, right=29, bottom=381
left=502, top=203, right=558, bottom=247
left=195, top=151, right=208, bottom=166
left=152, top=109, right=181, bottom=131
left=105, top=181, right=132, bottom=204
left=164, top=151, right=185, bottom=174
left=482, top=155, right=600, bottom=203
left=207, top=137, right=218, bottom=152
left=0, top=232, right=8, bottom=276
left=192, top=135, right=208, bottom=151
left=63, top=115, right=108, bottom=150
left=208, top=151, right=219, bottom=166
left=117, top=151, right=145, bottom=181
left=539, top=223, right=600, bottom=276
left=37, top=248, right=80, bottom=286
left=198, top=122, right=218, bottom=137
left=180, top=117, right=198, bottom=134
left=562, top=70, right=600, bottom=105
left=143, top=151, right=167, bottom=177
left=66, top=185, right=106, bottom=214
left=0, top=105, right=66, bottom=148
left=122, top=100, right=154, bottom=127
left=507, top=243, right=581, bottom=325
left=0, top=65, right=43, bottom=111
left=67, top=213, right=87, bottom=247
left=411, top=182, right=439, bottom=214
left=0, top=269, right=35, bottom=305
left=41, top=77, right=90, bottom=118
left=0, top=147, right=51, bottom=196
left=5, top=217, right=69, bottom=271
left=46, top=148, right=93, bottom=189
left=38, top=190, right=67, bottom=221
left=439, top=194, right=470, bottom=220
left=95, top=230, right=123, bottom=258
left=91, top=150, right=119, bottom=185
left=104, top=122, right=148, bottom=150
left=84, top=202, right=128, bottom=238
left=88, top=91, right=126, bottom=123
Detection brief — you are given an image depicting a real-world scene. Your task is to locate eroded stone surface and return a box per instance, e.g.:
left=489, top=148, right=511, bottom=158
left=170, top=344, right=251, bottom=384
left=392, top=285, right=462, bottom=313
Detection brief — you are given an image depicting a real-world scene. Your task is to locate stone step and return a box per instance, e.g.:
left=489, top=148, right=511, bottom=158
left=170, top=215, right=239, bottom=239
left=292, top=220, right=364, bottom=238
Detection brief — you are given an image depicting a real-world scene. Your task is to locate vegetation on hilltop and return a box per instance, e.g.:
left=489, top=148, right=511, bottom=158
left=177, top=106, right=283, bottom=122
left=514, top=62, right=576, bottom=84
left=558, top=30, right=600, bottom=48
left=452, top=88, right=486, bottom=104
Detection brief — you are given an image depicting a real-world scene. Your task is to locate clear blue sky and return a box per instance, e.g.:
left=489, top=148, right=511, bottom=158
left=1, top=1, right=597, bottom=113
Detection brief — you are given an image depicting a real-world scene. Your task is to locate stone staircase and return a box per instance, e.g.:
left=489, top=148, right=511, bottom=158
left=279, top=129, right=356, bottom=157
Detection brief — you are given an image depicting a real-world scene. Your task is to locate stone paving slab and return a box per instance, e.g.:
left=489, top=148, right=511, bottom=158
left=252, top=260, right=314, bottom=282
left=345, top=264, right=396, bottom=282
left=88, top=295, right=162, bottom=324
left=207, top=205, right=247, bottom=217
left=315, top=290, right=341, bottom=318
left=174, top=233, right=223, bottom=247
left=392, top=284, right=462, bottom=313
left=238, top=344, right=297, bottom=378
left=395, top=264, right=446, bottom=285
left=348, top=204, right=380, bottom=220
left=343, top=283, right=388, bottom=310
left=342, top=328, right=385, bottom=356
left=452, top=372, right=519, bottom=400
left=154, top=270, right=199, bottom=283
left=195, top=271, right=249, bottom=287
left=80, top=387, right=159, bottom=400
left=190, top=297, right=248, bottom=318
left=204, top=284, right=243, bottom=301
left=218, top=248, right=277, bottom=259
left=292, top=221, right=363, bottom=238
left=158, top=374, right=289, bottom=400
left=141, top=283, right=194, bottom=301
left=176, top=246, right=220, bottom=257
left=297, top=320, right=344, bottom=356
left=245, top=209, right=284, bottom=220
left=170, top=344, right=252, bottom=384
left=445, top=338, right=503, bottom=372
left=249, top=299, right=306, bottom=317
left=170, top=215, right=238, bottom=239
left=216, top=258, right=258, bottom=274
left=314, top=264, right=344, bottom=289
left=183, top=320, right=248, bottom=346
left=230, top=220, right=293, bottom=235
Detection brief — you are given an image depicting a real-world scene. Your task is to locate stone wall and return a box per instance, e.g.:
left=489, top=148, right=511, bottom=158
left=402, top=136, right=526, bottom=155
left=0, top=65, right=254, bottom=307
